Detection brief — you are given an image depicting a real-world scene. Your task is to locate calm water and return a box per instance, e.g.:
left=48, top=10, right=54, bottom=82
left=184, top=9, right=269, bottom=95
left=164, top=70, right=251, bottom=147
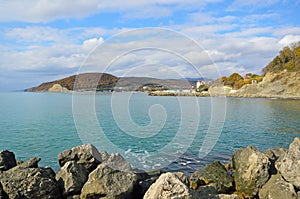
left=0, top=92, right=299, bottom=175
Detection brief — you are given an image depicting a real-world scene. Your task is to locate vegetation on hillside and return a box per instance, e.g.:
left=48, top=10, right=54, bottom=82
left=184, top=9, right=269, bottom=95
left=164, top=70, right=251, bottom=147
left=262, top=41, right=300, bottom=75
left=216, top=73, right=263, bottom=90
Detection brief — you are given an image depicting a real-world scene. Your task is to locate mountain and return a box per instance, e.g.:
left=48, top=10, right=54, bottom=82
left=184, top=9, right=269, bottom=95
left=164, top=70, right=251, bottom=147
left=25, top=73, right=119, bottom=92
left=25, top=73, right=197, bottom=92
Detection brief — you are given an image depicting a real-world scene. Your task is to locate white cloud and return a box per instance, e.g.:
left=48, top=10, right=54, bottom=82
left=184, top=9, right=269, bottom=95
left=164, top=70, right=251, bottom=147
left=229, top=0, right=280, bottom=10
left=0, top=0, right=221, bottom=22
left=82, top=37, right=104, bottom=51
left=279, top=35, right=300, bottom=47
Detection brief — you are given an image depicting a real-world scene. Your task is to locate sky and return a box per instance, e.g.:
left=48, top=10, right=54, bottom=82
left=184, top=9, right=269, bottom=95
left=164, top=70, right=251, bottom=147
left=0, top=0, right=300, bottom=91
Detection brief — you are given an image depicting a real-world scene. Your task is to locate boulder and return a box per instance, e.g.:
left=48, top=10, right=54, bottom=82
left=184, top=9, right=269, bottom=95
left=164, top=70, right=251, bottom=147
left=137, top=169, right=166, bottom=198
left=67, top=195, right=80, bottom=199
left=58, top=144, right=102, bottom=172
left=0, top=150, right=17, bottom=171
left=102, top=153, right=132, bottom=171
left=190, top=161, right=233, bottom=193
left=0, top=183, right=8, bottom=199
left=80, top=164, right=138, bottom=199
left=264, top=148, right=287, bottom=174
left=0, top=167, right=61, bottom=199
left=259, top=173, right=297, bottom=199
left=100, top=151, right=110, bottom=161
left=211, top=194, right=239, bottom=199
left=276, top=137, right=300, bottom=189
left=56, top=161, right=88, bottom=196
left=143, top=172, right=199, bottom=199
left=197, top=185, right=218, bottom=198
left=232, top=146, right=270, bottom=198
left=10, top=157, right=40, bottom=170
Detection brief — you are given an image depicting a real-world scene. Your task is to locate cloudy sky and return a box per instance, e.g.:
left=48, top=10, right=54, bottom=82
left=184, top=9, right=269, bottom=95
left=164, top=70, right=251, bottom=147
left=0, top=0, right=300, bottom=91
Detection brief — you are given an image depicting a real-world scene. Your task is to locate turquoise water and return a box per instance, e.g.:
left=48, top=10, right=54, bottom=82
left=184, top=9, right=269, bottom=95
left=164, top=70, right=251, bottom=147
left=0, top=92, right=299, bottom=174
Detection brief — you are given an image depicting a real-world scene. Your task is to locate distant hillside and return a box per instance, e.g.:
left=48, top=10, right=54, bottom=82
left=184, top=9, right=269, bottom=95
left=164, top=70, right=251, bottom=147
left=215, top=73, right=263, bottom=90
left=229, top=41, right=300, bottom=99
left=25, top=73, right=196, bottom=92
left=262, top=41, right=300, bottom=75
left=25, top=73, right=119, bottom=92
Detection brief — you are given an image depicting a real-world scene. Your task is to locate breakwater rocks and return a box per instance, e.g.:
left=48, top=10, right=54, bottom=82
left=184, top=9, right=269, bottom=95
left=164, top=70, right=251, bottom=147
left=1, top=138, right=300, bottom=199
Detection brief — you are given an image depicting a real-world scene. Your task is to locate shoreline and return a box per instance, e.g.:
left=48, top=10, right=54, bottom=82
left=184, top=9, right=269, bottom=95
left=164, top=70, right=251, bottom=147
left=1, top=137, right=299, bottom=198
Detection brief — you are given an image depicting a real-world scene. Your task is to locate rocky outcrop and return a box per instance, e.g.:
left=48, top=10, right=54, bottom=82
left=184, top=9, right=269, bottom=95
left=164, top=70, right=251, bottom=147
left=1, top=138, right=300, bottom=198
left=143, top=172, right=199, bottom=199
left=276, top=137, right=300, bottom=189
left=58, top=144, right=102, bottom=172
left=0, top=167, right=61, bottom=198
left=190, top=161, right=233, bottom=193
left=0, top=150, right=17, bottom=171
left=80, top=164, right=138, bottom=199
left=264, top=147, right=287, bottom=174
left=102, top=153, right=132, bottom=172
left=231, top=70, right=300, bottom=99
left=232, top=146, right=270, bottom=198
left=56, top=161, right=88, bottom=197
left=258, top=174, right=297, bottom=199
left=48, top=83, right=70, bottom=92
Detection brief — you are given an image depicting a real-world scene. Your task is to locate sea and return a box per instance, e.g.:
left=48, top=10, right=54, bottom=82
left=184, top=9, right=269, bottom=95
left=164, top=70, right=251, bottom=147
left=0, top=92, right=299, bottom=175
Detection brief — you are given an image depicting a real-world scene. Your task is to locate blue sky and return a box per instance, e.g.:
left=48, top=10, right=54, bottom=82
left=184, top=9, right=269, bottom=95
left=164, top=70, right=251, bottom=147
left=0, top=0, right=300, bottom=91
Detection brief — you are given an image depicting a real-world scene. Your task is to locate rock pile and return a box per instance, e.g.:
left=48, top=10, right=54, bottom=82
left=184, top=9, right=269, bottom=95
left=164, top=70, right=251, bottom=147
left=0, top=138, right=300, bottom=199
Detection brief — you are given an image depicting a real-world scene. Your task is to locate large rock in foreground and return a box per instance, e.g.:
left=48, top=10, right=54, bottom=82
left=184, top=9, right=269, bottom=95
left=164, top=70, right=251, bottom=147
left=144, top=172, right=199, bottom=199
left=190, top=161, right=233, bottom=193
left=80, top=164, right=138, bottom=199
left=58, top=144, right=102, bottom=172
left=0, top=150, right=17, bottom=171
left=276, top=137, right=300, bottom=189
left=56, top=161, right=88, bottom=197
left=259, top=174, right=297, bottom=199
left=102, top=153, right=132, bottom=172
left=232, top=146, right=270, bottom=198
left=0, top=167, right=61, bottom=199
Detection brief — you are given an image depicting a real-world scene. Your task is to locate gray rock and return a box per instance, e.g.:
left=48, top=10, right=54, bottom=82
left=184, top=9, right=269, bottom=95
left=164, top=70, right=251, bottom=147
left=264, top=148, right=287, bottom=174
left=0, top=167, right=61, bottom=199
left=137, top=169, right=165, bottom=198
left=175, top=172, right=190, bottom=186
left=259, top=174, right=297, bottom=199
left=80, top=164, right=137, bottom=199
left=264, top=148, right=287, bottom=162
left=58, top=144, right=102, bottom=172
left=215, top=194, right=239, bottom=199
left=10, top=157, right=40, bottom=170
left=67, top=195, right=80, bottom=199
left=0, top=183, right=8, bottom=199
left=0, top=150, right=16, bottom=171
left=298, top=191, right=300, bottom=199
left=190, top=161, right=233, bottom=193
left=56, top=161, right=88, bottom=196
left=197, top=185, right=218, bottom=198
left=16, top=159, right=23, bottom=165
left=100, top=150, right=110, bottom=161
left=232, top=146, right=270, bottom=198
left=143, top=172, right=199, bottom=199
left=103, top=153, right=132, bottom=172
left=276, top=137, right=300, bottom=189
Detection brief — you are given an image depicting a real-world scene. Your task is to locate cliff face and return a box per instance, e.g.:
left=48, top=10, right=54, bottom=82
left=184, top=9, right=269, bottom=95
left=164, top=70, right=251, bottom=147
left=232, top=70, right=300, bottom=99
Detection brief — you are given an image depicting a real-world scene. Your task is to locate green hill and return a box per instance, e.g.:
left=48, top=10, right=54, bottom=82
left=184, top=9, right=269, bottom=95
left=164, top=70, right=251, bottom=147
left=262, top=41, right=300, bottom=75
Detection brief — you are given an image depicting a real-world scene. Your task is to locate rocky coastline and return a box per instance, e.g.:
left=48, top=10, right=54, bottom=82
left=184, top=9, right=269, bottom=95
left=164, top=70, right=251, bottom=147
left=1, top=137, right=300, bottom=199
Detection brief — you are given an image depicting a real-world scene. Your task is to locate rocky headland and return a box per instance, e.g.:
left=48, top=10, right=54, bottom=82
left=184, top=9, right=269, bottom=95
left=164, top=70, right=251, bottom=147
left=1, top=137, right=300, bottom=199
